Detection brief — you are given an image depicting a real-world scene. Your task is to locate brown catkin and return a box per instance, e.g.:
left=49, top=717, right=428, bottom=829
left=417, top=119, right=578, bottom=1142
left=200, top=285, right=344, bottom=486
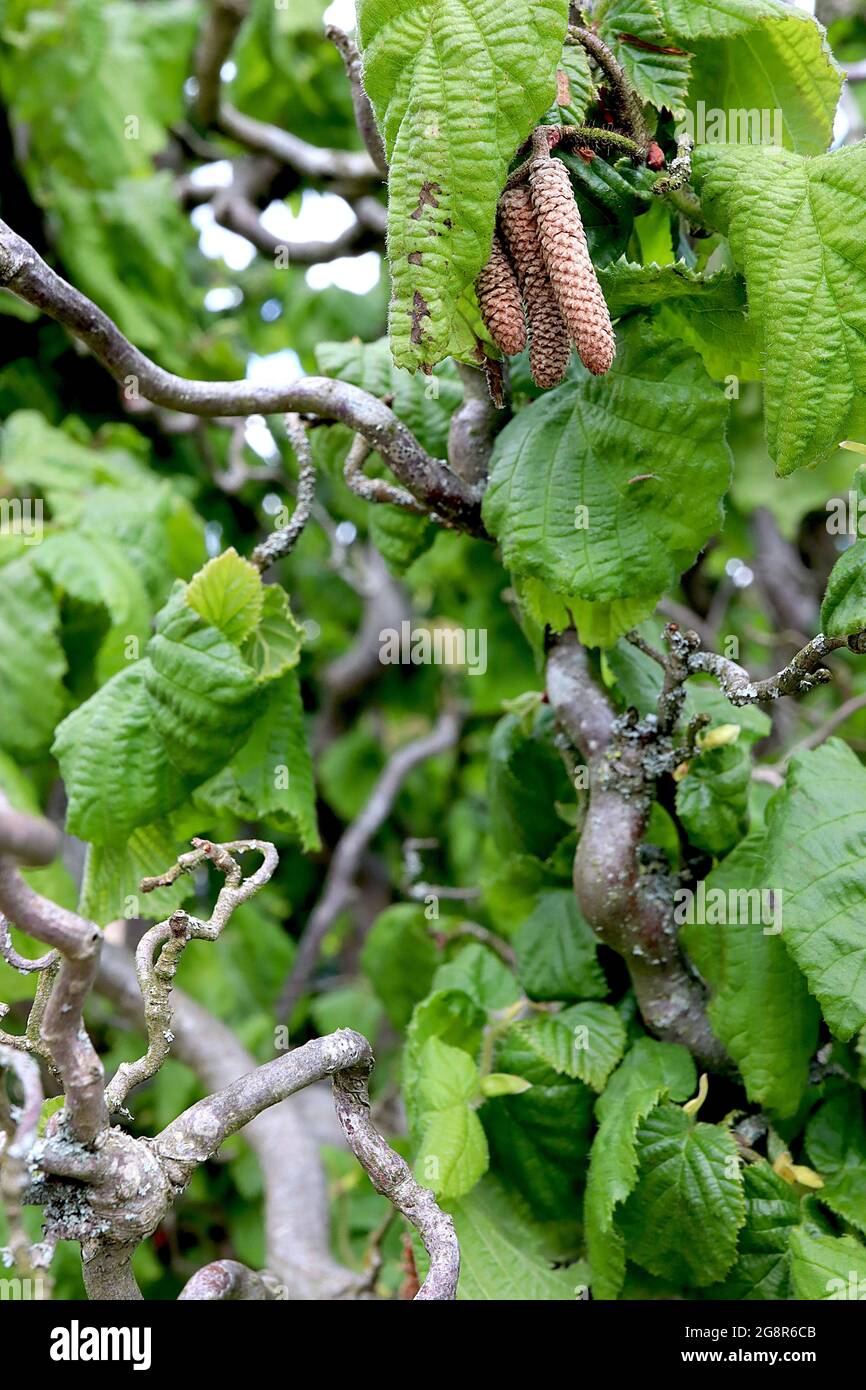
left=498, top=185, right=571, bottom=390
left=475, top=233, right=527, bottom=357
left=528, top=155, right=616, bottom=377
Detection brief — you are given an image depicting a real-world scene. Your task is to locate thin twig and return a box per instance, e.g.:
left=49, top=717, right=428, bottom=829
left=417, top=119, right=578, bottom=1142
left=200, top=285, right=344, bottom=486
left=106, top=840, right=279, bottom=1113
left=326, top=25, right=388, bottom=175
left=251, top=415, right=316, bottom=570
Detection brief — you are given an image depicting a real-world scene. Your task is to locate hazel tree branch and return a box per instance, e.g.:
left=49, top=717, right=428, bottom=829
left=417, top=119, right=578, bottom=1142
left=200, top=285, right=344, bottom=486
left=218, top=103, right=381, bottom=184
left=547, top=631, right=727, bottom=1069
left=97, top=942, right=363, bottom=1300
left=107, top=839, right=279, bottom=1114
left=567, top=25, right=650, bottom=149
left=156, top=1029, right=459, bottom=1300
left=251, top=415, right=317, bottom=570
left=0, top=219, right=482, bottom=530
left=0, top=859, right=106, bottom=1144
left=326, top=24, right=388, bottom=175
left=194, top=0, right=251, bottom=127
left=178, top=1260, right=282, bottom=1301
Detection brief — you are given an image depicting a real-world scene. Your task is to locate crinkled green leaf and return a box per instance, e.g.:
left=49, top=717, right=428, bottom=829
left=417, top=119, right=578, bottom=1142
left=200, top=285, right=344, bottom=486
left=361, top=904, right=439, bottom=1029
left=805, top=1091, right=866, bottom=1237
left=243, top=585, right=304, bottom=682
left=483, top=1026, right=594, bottom=1220
left=186, top=548, right=264, bottom=646
left=514, top=889, right=607, bottom=1002
left=618, top=1102, right=746, bottom=1286
left=658, top=0, right=841, bottom=154
left=412, top=1037, right=488, bottom=1198
left=694, top=142, right=866, bottom=475
left=517, top=1003, right=626, bottom=1092
left=821, top=539, right=866, bottom=639
left=597, top=0, right=691, bottom=113
left=444, top=1179, right=584, bottom=1300
left=584, top=1038, right=695, bottom=1298
left=714, top=1162, right=802, bottom=1300
left=432, top=943, right=520, bottom=1013
left=487, top=706, right=574, bottom=861
left=681, top=834, right=818, bottom=1117
left=764, top=740, right=866, bottom=1041
left=0, top=558, right=66, bottom=761
left=676, top=741, right=751, bottom=855
left=357, top=0, right=569, bottom=369
left=483, top=320, right=731, bottom=603
left=597, top=259, right=759, bottom=380
left=789, top=1228, right=866, bottom=1300
left=79, top=819, right=194, bottom=925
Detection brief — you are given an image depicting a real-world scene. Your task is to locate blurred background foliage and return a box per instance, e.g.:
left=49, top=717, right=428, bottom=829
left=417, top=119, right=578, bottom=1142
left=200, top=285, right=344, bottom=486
left=0, top=0, right=864, bottom=1299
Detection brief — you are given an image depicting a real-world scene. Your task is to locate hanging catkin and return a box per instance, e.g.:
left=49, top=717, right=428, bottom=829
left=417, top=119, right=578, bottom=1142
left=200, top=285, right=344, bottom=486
left=498, top=185, right=571, bottom=390
left=475, top=234, right=527, bottom=357
left=528, top=154, right=616, bottom=377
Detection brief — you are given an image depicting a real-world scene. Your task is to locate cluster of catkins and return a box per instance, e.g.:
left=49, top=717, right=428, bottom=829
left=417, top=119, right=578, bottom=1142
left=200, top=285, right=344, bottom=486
left=475, top=151, right=615, bottom=388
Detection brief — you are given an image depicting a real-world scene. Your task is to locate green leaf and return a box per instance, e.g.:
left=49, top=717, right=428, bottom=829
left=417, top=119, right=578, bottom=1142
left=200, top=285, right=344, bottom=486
left=79, top=819, right=194, bottom=926
left=805, top=1091, right=866, bottom=1237
left=54, top=663, right=184, bottom=845
left=480, top=1072, right=532, bottom=1097
left=821, top=540, right=866, bottom=639
left=357, top=0, right=569, bottom=369
left=715, top=1162, right=802, bottom=1300
left=310, top=984, right=384, bottom=1042
left=368, top=505, right=437, bottom=576
left=675, top=741, right=751, bottom=855
left=487, top=706, right=574, bottom=861
left=681, top=834, right=819, bottom=1118
left=482, top=319, right=731, bottom=603
left=789, top=1228, right=866, bottom=1300
left=618, top=1102, right=746, bottom=1286
left=404, top=990, right=485, bottom=1133
left=361, top=904, right=439, bottom=1028
left=432, top=943, right=520, bottom=1013
left=514, top=889, right=607, bottom=1002
left=764, top=740, right=866, bottom=1041
left=658, top=0, right=841, bottom=154
left=517, top=1003, right=627, bottom=1092
left=483, top=1026, right=594, bottom=1220
left=412, top=1038, right=488, bottom=1198
left=54, top=578, right=265, bottom=845
left=597, top=260, right=759, bottom=381
left=187, top=548, right=264, bottom=646
left=555, top=43, right=593, bottom=125
left=32, top=530, right=152, bottom=681
left=444, top=1179, right=585, bottom=1299
left=243, top=585, right=304, bottom=682
left=693, top=141, right=866, bottom=475
left=0, top=558, right=66, bottom=761
left=144, top=585, right=264, bottom=783
left=584, top=1038, right=696, bottom=1299
left=195, top=671, right=320, bottom=852
left=597, top=0, right=691, bottom=114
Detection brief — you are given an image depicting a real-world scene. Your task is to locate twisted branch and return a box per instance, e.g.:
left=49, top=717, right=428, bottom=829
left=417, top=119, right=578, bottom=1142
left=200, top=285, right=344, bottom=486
left=0, top=218, right=482, bottom=529
left=157, top=1029, right=459, bottom=1300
